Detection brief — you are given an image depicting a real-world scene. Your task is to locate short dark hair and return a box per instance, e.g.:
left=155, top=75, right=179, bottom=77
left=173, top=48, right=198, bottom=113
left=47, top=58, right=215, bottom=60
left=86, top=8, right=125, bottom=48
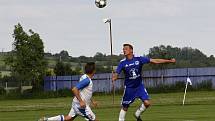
left=123, top=43, right=133, bottom=50
left=84, top=62, right=95, bottom=74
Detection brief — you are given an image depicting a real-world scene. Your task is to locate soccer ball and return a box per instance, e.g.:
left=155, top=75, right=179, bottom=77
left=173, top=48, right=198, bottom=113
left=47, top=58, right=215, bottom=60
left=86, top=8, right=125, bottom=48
left=95, top=0, right=107, bottom=8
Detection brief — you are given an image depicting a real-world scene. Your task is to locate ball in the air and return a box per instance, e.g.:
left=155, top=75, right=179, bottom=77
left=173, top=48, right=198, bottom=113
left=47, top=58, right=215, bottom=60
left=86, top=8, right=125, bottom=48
left=95, top=0, right=107, bottom=8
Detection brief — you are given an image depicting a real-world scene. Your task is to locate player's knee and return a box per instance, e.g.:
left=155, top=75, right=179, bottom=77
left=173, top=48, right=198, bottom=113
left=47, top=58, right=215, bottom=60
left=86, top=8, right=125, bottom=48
left=122, top=104, right=129, bottom=111
left=145, top=103, right=150, bottom=108
left=122, top=107, right=128, bottom=111
left=64, top=116, right=72, bottom=121
left=144, top=101, right=151, bottom=108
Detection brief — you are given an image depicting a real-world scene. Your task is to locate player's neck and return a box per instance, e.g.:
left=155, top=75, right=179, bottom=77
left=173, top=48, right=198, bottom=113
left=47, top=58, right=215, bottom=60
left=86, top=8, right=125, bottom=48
left=126, top=54, right=134, bottom=60
left=86, top=74, right=94, bottom=79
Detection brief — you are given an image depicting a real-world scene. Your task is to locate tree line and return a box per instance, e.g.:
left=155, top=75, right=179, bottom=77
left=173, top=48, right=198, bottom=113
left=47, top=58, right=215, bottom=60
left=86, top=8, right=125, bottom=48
left=0, top=23, right=215, bottom=92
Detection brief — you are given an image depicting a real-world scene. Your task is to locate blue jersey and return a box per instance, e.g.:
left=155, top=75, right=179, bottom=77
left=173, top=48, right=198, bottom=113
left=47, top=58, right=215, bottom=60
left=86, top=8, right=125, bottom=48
left=116, top=56, right=150, bottom=88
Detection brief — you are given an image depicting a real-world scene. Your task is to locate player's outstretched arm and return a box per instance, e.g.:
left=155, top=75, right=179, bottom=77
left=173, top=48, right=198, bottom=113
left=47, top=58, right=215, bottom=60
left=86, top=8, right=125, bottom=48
left=72, top=87, right=86, bottom=108
left=150, top=58, right=176, bottom=64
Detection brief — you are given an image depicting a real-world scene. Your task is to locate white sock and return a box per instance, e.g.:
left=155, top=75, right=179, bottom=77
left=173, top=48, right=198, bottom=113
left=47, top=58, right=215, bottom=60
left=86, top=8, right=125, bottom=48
left=47, top=115, right=64, bottom=121
left=119, top=109, right=126, bottom=121
left=135, top=104, right=146, bottom=117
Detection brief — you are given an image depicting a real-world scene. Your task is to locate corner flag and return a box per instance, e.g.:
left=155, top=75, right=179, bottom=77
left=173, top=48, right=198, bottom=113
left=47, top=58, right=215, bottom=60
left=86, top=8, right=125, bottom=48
left=182, top=77, right=192, bottom=105
left=187, top=77, right=192, bottom=86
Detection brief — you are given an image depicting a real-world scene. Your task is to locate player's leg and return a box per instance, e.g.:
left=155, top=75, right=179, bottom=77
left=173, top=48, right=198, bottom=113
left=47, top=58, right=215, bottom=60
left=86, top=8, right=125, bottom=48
left=38, top=103, right=77, bottom=121
left=135, top=100, right=150, bottom=118
left=66, top=105, right=78, bottom=121
left=64, top=115, right=73, bottom=121
left=40, top=115, right=65, bottom=121
left=143, top=99, right=151, bottom=108
left=119, top=107, right=128, bottom=121
left=134, top=85, right=150, bottom=120
left=38, top=115, right=75, bottom=121
left=78, top=105, right=97, bottom=121
left=119, top=87, right=136, bottom=121
left=41, top=107, right=76, bottom=121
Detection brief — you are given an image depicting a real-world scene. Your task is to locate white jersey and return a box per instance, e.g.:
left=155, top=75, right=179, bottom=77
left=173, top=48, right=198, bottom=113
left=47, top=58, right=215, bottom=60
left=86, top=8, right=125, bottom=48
left=73, top=74, right=93, bottom=105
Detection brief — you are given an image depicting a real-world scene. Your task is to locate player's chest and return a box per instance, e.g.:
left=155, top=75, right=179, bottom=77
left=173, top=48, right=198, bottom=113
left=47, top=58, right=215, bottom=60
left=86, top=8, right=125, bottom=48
left=123, top=60, right=141, bottom=72
left=84, top=81, right=93, bottom=91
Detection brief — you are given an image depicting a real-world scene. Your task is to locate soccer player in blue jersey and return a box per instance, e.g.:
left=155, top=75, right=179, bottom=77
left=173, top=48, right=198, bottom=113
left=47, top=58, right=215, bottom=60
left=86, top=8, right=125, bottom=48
left=39, top=62, right=99, bottom=121
left=112, top=44, right=176, bottom=121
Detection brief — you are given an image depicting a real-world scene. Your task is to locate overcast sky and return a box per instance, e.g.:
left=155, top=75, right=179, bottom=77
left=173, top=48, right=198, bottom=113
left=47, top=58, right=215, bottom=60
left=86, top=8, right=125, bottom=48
left=0, top=0, right=215, bottom=57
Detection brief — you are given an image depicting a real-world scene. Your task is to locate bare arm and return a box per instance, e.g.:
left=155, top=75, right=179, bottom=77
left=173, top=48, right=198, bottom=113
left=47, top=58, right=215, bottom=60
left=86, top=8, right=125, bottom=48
left=91, top=99, right=98, bottom=108
left=72, top=87, right=86, bottom=108
left=112, top=72, right=119, bottom=81
left=150, top=58, right=176, bottom=64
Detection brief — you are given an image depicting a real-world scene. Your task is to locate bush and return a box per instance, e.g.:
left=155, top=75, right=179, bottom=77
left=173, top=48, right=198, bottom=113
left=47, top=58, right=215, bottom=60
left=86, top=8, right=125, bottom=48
left=0, top=87, right=6, bottom=95
left=0, top=88, right=73, bottom=100
left=196, top=80, right=213, bottom=91
left=147, top=81, right=185, bottom=93
left=21, top=88, right=72, bottom=99
left=147, top=80, right=214, bottom=94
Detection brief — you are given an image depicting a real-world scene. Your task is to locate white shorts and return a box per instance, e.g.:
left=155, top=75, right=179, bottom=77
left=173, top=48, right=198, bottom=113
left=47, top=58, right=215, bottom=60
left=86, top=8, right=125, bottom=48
left=68, top=102, right=96, bottom=121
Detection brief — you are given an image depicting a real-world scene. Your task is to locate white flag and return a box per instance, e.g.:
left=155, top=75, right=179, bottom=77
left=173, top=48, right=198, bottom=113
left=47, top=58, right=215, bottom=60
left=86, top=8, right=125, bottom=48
left=187, top=77, right=192, bottom=86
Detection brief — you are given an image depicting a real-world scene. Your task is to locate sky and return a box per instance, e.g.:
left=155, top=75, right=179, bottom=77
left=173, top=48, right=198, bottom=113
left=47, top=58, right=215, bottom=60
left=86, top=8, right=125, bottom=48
left=0, top=0, right=215, bottom=57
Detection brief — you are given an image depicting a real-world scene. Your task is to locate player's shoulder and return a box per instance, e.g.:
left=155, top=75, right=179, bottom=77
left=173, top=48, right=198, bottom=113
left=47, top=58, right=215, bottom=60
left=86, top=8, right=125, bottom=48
left=80, top=74, right=87, bottom=79
left=133, top=56, right=142, bottom=60
left=135, top=56, right=149, bottom=59
left=80, top=74, right=90, bottom=81
left=120, top=58, right=126, bottom=62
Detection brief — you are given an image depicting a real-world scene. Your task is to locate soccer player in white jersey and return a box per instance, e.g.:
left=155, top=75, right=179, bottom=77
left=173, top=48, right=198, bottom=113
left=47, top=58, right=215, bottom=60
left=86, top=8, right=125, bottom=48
left=39, top=62, right=99, bottom=121
left=113, top=44, right=176, bottom=121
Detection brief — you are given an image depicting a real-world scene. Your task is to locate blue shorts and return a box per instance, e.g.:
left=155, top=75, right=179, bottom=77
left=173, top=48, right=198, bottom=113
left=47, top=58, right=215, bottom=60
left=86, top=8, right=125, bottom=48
left=121, top=84, right=149, bottom=108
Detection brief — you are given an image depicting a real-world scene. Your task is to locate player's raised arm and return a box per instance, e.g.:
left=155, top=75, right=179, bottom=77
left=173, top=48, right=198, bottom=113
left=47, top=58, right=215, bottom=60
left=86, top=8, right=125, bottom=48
left=150, top=58, right=176, bottom=64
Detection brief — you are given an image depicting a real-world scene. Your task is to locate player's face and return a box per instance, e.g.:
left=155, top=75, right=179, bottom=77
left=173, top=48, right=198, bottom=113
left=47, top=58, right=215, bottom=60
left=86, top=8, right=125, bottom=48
left=123, top=46, right=133, bottom=56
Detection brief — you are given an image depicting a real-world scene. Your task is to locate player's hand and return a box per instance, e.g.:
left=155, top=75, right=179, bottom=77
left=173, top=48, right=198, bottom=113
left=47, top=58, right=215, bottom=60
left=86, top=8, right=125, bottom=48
left=80, top=101, right=86, bottom=109
left=170, top=58, right=176, bottom=63
left=91, top=101, right=98, bottom=108
left=112, top=73, right=118, bottom=81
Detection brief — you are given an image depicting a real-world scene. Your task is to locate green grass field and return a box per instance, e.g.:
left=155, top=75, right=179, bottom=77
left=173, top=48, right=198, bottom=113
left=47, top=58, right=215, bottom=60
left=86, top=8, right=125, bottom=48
left=0, top=91, right=215, bottom=121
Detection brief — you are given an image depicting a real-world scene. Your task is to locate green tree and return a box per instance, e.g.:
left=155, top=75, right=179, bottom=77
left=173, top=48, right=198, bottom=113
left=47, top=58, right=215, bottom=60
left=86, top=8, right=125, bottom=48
left=54, top=61, right=74, bottom=76
left=60, top=50, right=69, bottom=58
left=54, top=50, right=70, bottom=61
left=94, top=52, right=105, bottom=61
left=54, top=61, right=65, bottom=76
left=64, top=63, right=73, bottom=75
left=73, top=67, right=82, bottom=75
left=7, top=23, right=47, bottom=91
left=146, top=45, right=214, bottom=70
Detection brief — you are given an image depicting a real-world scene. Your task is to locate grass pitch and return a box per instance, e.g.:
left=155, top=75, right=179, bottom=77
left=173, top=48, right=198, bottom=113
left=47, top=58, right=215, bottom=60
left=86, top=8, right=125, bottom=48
left=0, top=91, right=215, bottom=121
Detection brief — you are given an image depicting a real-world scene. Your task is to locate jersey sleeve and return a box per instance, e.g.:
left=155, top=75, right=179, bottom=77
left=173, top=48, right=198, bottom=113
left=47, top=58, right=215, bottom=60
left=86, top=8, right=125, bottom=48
left=140, top=56, right=150, bottom=64
left=75, top=78, right=90, bottom=90
left=116, top=62, right=123, bottom=74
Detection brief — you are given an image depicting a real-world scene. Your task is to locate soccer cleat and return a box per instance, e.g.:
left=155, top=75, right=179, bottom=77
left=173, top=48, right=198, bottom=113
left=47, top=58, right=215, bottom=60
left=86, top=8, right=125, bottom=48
left=133, top=114, right=143, bottom=121
left=38, top=117, right=48, bottom=121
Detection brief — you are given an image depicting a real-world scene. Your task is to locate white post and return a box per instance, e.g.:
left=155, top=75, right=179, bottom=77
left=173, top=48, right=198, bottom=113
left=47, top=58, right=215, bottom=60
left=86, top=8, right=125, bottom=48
left=5, top=82, right=8, bottom=94
left=103, top=18, right=115, bottom=104
left=182, top=81, right=188, bottom=106
left=5, top=82, right=8, bottom=89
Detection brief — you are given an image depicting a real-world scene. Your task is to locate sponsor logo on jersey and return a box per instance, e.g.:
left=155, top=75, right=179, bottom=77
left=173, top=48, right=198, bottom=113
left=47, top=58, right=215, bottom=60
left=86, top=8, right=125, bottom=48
left=129, top=63, right=134, bottom=66
left=129, top=68, right=140, bottom=79
left=135, top=61, right=139, bottom=65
